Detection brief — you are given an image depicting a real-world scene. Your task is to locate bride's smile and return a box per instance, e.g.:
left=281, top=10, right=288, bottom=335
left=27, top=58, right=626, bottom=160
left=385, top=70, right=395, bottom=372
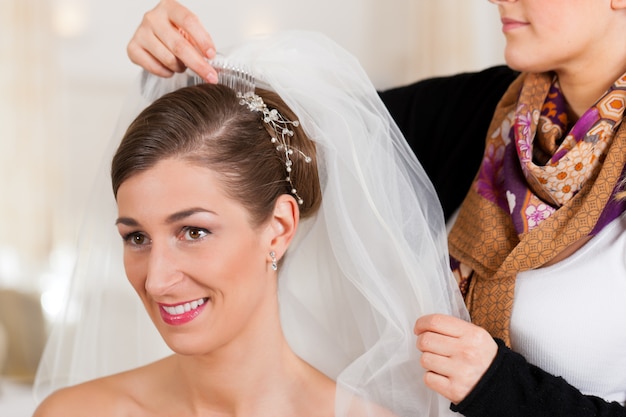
left=158, top=297, right=209, bottom=325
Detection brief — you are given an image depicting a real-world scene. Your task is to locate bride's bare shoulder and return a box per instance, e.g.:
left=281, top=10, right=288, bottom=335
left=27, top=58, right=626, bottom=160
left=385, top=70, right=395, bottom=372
left=33, top=359, right=171, bottom=417
left=33, top=379, right=123, bottom=417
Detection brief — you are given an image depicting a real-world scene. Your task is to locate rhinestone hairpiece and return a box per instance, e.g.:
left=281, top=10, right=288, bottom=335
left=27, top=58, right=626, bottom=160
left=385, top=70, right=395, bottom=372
left=237, top=91, right=311, bottom=205
left=207, top=58, right=312, bottom=205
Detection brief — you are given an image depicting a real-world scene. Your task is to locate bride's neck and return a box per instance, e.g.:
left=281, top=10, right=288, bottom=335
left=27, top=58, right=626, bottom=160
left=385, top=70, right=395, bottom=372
left=170, top=306, right=334, bottom=416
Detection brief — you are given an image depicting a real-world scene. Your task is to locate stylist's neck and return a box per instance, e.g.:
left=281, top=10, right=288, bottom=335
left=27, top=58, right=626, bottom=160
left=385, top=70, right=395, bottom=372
left=556, top=57, right=626, bottom=119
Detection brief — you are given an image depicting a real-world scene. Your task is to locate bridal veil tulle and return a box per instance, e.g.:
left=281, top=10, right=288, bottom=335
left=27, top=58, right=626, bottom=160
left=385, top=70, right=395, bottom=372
left=35, top=31, right=467, bottom=416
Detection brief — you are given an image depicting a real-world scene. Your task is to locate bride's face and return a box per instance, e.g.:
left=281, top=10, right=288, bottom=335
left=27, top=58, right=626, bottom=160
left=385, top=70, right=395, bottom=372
left=115, top=158, right=277, bottom=355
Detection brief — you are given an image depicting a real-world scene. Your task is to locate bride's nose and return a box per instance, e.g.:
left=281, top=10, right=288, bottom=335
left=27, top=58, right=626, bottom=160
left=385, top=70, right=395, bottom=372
left=145, top=243, right=184, bottom=295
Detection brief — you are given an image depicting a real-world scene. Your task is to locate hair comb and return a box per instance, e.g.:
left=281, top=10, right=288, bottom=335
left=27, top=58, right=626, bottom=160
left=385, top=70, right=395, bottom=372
left=186, top=56, right=256, bottom=96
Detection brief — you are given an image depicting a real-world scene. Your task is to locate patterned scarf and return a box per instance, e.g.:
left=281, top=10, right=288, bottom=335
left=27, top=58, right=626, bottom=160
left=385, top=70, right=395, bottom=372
left=448, top=71, right=626, bottom=345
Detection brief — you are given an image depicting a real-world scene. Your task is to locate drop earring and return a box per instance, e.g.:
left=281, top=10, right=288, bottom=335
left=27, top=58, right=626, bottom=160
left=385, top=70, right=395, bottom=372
left=270, top=251, right=278, bottom=271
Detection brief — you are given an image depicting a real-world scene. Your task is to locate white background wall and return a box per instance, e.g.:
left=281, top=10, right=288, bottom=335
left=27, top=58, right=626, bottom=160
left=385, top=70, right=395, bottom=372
left=0, top=0, right=505, bottom=314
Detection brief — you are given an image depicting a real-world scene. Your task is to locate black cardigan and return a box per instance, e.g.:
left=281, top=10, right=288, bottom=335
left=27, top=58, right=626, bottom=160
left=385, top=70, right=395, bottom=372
left=379, top=66, right=626, bottom=416
left=379, top=65, right=518, bottom=220
left=451, top=339, right=626, bottom=417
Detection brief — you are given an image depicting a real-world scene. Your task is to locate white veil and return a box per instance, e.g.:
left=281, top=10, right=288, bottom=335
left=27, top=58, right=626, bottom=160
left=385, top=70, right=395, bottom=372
left=34, top=31, right=468, bottom=416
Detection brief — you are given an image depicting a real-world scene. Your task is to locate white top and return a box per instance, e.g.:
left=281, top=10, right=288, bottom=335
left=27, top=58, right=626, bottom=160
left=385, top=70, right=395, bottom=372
left=511, top=212, right=626, bottom=404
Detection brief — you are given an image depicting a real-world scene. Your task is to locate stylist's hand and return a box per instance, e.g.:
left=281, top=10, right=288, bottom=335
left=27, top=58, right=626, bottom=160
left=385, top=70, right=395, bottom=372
left=127, top=0, right=218, bottom=83
left=414, top=314, right=498, bottom=405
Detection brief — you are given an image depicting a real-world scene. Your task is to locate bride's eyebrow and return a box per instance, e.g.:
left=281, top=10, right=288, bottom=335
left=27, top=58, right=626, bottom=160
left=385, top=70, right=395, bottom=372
left=115, top=217, right=138, bottom=227
left=164, top=208, right=216, bottom=224
left=114, top=208, right=217, bottom=227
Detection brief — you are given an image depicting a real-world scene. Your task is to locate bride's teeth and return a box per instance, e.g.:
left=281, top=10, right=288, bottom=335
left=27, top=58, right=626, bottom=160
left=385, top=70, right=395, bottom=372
left=163, top=298, right=206, bottom=315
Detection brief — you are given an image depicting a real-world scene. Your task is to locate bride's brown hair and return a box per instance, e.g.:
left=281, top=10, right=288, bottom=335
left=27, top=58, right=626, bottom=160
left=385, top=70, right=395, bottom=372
left=112, top=83, right=322, bottom=226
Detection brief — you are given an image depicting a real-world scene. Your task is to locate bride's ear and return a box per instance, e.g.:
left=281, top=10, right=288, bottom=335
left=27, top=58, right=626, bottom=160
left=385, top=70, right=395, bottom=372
left=266, top=194, right=299, bottom=261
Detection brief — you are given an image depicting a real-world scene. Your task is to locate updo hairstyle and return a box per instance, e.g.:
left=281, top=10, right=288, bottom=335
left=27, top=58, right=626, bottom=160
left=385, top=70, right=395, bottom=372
left=111, top=83, right=322, bottom=227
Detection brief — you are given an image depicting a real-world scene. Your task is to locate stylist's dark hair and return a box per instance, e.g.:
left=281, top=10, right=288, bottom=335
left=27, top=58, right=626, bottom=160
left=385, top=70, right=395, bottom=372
left=111, top=83, right=321, bottom=226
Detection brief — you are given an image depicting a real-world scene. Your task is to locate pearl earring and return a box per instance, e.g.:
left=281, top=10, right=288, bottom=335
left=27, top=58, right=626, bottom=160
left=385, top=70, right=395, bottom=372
left=270, top=251, right=278, bottom=271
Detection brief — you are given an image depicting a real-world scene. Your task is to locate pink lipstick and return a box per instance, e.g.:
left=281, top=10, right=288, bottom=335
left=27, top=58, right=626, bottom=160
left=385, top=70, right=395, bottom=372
left=159, top=297, right=208, bottom=325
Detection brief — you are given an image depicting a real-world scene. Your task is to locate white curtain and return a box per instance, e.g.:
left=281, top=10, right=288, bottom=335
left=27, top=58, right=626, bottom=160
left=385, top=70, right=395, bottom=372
left=0, top=0, right=65, bottom=291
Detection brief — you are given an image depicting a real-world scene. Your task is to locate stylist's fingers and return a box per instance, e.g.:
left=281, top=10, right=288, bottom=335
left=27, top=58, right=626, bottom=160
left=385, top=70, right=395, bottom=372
left=157, top=0, right=217, bottom=81
left=127, top=21, right=182, bottom=75
left=131, top=22, right=188, bottom=72
left=417, top=322, right=464, bottom=396
left=416, top=325, right=457, bottom=357
left=419, top=342, right=476, bottom=403
left=414, top=313, right=465, bottom=338
left=128, top=5, right=186, bottom=74
left=414, top=314, right=497, bottom=404
left=163, top=0, right=215, bottom=59
left=170, top=27, right=217, bottom=83
left=128, top=0, right=217, bottom=82
left=421, top=367, right=457, bottom=401
left=126, top=46, right=175, bottom=78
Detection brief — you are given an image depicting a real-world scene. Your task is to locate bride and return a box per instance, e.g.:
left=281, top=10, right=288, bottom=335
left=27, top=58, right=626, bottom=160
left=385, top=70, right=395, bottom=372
left=33, top=31, right=466, bottom=416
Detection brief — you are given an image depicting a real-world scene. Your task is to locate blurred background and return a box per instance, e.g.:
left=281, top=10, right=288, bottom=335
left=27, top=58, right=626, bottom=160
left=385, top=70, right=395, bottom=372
left=0, top=0, right=504, bottom=414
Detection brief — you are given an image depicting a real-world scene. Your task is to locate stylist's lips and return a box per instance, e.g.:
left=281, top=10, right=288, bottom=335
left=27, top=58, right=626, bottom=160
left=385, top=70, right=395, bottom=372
left=159, top=297, right=209, bottom=325
left=501, top=17, right=529, bottom=32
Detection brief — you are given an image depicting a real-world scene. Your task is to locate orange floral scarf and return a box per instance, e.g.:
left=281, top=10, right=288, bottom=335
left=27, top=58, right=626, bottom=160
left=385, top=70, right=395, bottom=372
left=449, top=72, right=626, bottom=345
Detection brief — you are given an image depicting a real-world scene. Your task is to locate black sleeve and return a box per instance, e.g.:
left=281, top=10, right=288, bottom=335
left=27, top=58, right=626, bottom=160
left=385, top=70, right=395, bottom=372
left=379, top=66, right=519, bottom=220
left=451, top=338, right=626, bottom=417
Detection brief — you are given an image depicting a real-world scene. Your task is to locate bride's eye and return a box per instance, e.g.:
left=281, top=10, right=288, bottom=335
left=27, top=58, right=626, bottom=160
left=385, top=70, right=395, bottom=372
left=124, top=232, right=149, bottom=246
left=182, top=227, right=209, bottom=241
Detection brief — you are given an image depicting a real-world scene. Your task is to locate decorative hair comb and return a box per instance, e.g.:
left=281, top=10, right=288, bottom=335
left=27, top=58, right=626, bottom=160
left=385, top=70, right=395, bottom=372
left=210, top=58, right=256, bottom=96
left=207, top=58, right=311, bottom=205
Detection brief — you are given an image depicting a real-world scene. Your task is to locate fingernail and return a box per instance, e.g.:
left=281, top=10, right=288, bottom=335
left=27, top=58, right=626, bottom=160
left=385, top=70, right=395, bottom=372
left=206, top=47, right=216, bottom=58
